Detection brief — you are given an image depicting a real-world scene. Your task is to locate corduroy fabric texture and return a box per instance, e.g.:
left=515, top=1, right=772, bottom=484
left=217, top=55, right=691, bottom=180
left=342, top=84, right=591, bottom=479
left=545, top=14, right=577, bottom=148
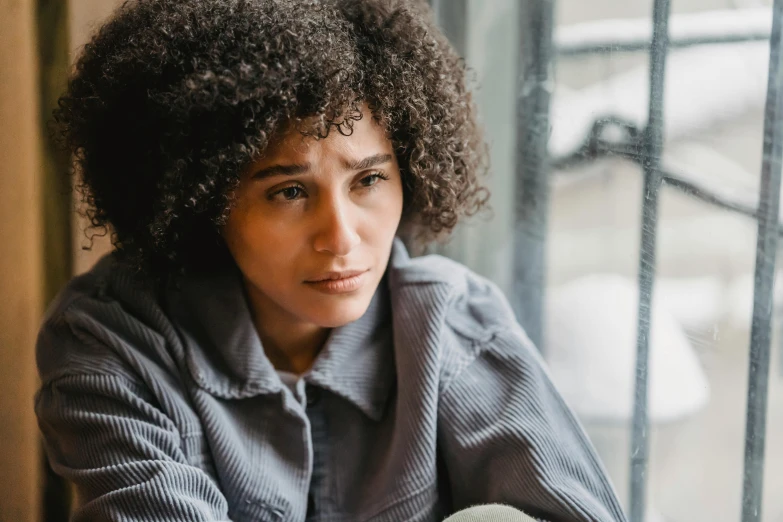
left=35, top=239, right=627, bottom=522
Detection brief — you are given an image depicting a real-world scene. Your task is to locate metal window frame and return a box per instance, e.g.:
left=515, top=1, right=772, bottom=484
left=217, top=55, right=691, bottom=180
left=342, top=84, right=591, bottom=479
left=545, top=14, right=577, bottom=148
left=513, top=0, right=556, bottom=350
left=627, top=0, right=672, bottom=517
left=741, top=2, right=783, bottom=521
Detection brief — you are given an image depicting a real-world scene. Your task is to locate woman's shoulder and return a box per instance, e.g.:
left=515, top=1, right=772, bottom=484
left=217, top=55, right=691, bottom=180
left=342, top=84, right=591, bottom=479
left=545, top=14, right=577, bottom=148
left=42, top=251, right=166, bottom=330
left=388, top=247, right=540, bottom=392
left=388, top=240, right=518, bottom=342
left=37, top=252, right=176, bottom=384
left=43, top=253, right=117, bottom=322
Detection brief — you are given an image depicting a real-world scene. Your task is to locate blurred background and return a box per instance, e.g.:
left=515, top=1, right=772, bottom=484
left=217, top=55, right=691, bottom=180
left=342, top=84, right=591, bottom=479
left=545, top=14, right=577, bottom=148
left=1, top=0, right=781, bottom=521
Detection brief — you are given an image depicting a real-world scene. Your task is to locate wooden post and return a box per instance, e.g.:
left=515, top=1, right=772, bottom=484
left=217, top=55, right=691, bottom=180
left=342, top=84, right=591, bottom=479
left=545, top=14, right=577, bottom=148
left=37, top=0, right=73, bottom=519
left=39, top=0, right=73, bottom=304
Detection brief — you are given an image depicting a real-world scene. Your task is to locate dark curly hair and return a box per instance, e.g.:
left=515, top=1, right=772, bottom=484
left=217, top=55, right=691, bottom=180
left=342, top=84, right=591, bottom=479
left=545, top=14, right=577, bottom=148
left=56, top=0, right=490, bottom=277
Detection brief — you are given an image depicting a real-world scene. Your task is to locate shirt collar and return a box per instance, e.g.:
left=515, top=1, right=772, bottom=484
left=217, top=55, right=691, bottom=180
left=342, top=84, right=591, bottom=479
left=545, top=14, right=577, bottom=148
left=166, top=247, right=398, bottom=421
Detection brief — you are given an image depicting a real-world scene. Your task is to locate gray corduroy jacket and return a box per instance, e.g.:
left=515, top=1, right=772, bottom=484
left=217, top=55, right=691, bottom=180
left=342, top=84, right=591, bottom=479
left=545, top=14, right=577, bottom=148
left=35, top=239, right=626, bottom=522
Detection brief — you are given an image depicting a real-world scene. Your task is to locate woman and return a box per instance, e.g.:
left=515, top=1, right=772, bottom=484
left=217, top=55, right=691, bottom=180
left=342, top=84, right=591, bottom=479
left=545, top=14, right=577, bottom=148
left=35, top=0, right=626, bottom=521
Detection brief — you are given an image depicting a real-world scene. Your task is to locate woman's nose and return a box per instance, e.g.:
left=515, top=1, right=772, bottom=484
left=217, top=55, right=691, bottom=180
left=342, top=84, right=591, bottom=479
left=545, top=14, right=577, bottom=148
left=311, top=195, right=361, bottom=257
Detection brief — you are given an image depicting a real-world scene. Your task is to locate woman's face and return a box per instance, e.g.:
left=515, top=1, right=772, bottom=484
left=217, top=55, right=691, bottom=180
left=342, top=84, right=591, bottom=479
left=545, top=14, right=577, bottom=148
left=222, top=108, right=404, bottom=329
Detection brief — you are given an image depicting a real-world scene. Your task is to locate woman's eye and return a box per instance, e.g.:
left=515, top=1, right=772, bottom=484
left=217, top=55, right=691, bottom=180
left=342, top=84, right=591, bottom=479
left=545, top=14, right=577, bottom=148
left=270, top=185, right=305, bottom=201
left=358, top=172, right=389, bottom=188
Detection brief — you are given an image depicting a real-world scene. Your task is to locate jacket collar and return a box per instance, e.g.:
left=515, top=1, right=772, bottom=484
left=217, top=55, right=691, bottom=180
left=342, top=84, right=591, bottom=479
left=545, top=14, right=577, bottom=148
left=307, top=282, right=394, bottom=420
left=165, top=246, right=400, bottom=421
left=166, top=262, right=280, bottom=399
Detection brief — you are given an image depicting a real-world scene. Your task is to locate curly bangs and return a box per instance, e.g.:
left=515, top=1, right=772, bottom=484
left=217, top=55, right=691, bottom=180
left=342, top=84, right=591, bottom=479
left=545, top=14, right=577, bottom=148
left=56, top=0, right=489, bottom=276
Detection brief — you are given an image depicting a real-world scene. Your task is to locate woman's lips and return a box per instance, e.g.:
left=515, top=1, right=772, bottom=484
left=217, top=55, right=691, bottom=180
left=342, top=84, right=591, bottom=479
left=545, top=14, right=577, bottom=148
left=304, top=270, right=368, bottom=294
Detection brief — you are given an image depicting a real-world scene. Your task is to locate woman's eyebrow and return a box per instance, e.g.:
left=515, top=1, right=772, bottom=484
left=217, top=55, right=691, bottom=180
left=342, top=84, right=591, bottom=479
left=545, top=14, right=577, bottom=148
left=344, top=153, right=393, bottom=170
left=251, top=162, right=310, bottom=180
left=251, top=153, right=392, bottom=180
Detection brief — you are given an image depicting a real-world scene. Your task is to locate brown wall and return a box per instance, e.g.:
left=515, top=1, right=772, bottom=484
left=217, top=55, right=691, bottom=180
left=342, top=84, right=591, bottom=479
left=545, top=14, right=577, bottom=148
left=0, top=0, right=44, bottom=519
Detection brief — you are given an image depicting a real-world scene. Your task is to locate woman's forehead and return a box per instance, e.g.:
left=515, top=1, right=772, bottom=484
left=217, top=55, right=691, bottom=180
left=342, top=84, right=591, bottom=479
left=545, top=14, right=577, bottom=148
left=254, top=108, right=392, bottom=165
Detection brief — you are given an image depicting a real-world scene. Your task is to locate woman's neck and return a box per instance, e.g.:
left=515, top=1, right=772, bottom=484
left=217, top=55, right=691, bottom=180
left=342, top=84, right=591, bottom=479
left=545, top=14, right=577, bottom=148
left=242, top=281, right=330, bottom=375
left=258, top=322, right=330, bottom=375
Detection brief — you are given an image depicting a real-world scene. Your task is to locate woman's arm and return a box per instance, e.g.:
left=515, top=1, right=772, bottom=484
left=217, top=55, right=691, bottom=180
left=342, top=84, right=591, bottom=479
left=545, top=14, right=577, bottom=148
left=36, top=372, right=231, bottom=522
left=437, top=327, right=627, bottom=522
left=35, top=320, right=231, bottom=522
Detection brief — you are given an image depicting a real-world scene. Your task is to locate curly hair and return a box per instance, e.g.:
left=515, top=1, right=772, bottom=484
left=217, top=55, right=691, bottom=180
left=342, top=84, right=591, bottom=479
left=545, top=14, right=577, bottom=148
left=56, top=0, right=490, bottom=277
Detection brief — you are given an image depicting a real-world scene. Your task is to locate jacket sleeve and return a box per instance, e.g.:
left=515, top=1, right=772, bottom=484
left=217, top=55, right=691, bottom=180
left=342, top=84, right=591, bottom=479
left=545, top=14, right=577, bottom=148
left=35, top=325, right=231, bottom=522
left=437, top=326, right=627, bottom=522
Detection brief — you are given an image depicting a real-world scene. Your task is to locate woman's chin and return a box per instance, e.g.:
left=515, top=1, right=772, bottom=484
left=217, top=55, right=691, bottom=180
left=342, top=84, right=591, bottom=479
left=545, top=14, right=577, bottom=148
left=303, top=295, right=374, bottom=328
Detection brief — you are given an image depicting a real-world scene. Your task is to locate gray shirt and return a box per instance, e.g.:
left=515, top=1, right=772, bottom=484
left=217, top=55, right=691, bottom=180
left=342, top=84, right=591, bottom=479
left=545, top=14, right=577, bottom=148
left=35, top=239, right=626, bottom=522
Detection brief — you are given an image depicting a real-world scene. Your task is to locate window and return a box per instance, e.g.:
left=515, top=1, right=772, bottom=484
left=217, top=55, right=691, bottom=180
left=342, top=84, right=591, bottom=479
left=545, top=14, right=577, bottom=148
left=431, top=1, right=783, bottom=521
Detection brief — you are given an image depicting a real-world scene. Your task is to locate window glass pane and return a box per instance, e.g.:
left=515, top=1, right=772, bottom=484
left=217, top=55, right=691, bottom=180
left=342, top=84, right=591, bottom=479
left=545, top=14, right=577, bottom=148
left=437, top=1, right=783, bottom=520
